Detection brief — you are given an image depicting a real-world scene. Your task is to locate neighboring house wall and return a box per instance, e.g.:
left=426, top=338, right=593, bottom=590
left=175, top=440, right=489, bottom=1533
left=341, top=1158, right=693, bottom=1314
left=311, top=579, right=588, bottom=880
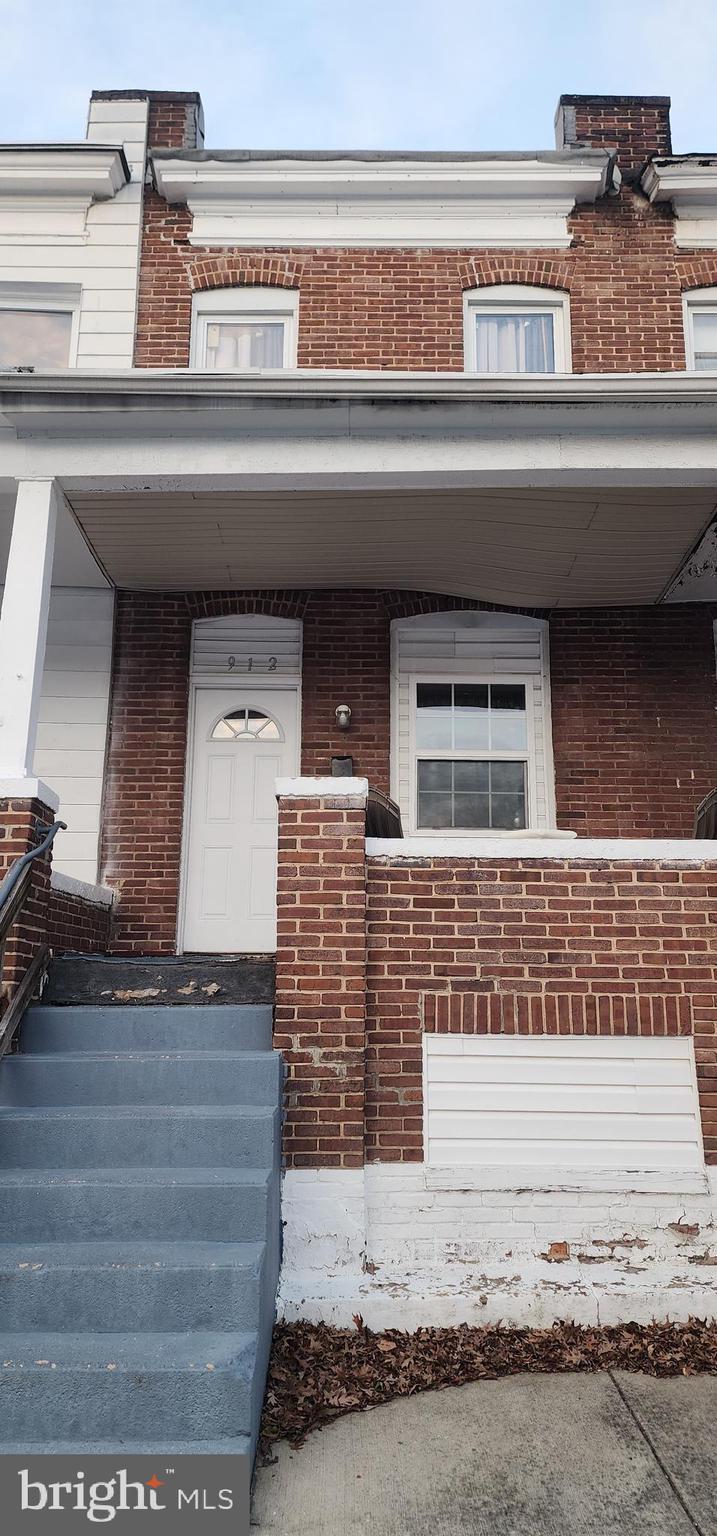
left=99, top=591, right=717, bottom=951
left=0, top=95, right=148, bottom=368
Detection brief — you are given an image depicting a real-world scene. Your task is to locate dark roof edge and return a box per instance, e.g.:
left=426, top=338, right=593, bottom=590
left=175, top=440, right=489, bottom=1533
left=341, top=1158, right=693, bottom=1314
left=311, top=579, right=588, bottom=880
left=558, top=93, right=671, bottom=107
left=150, top=147, right=612, bottom=165
left=90, top=89, right=202, bottom=103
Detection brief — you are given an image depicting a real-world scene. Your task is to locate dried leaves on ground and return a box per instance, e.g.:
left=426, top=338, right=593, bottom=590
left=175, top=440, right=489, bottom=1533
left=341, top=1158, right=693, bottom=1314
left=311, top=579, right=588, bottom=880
left=260, top=1317, right=717, bottom=1449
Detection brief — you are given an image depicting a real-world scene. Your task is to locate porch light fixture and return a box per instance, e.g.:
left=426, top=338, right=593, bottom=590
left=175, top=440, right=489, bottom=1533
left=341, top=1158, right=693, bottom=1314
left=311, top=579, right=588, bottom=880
left=335, top=704, right=352, bottom=731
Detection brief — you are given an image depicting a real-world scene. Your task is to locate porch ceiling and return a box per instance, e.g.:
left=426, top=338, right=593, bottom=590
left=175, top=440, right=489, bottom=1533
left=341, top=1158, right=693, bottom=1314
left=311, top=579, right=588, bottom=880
left=67, top=486, right=716, bottom=607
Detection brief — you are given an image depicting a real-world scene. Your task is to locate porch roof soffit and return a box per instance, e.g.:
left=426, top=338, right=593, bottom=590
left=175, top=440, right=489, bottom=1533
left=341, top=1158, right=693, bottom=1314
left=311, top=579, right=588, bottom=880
left=21, top=484, right=716, bottom=610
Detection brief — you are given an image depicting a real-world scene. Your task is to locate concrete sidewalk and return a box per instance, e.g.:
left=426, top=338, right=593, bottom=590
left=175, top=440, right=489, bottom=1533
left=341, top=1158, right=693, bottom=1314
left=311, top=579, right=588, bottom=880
left=252, top=1372, right=717, bottom=1535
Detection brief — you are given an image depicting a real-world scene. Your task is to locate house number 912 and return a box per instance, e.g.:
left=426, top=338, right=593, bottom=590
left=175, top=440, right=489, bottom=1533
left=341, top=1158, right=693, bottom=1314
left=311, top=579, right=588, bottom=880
left=227, top=656, right=278, bottom=672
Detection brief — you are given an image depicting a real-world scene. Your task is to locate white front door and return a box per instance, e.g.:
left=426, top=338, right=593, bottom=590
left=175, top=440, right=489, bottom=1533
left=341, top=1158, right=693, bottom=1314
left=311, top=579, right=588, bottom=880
left=183, top=688, right=298, bottom=952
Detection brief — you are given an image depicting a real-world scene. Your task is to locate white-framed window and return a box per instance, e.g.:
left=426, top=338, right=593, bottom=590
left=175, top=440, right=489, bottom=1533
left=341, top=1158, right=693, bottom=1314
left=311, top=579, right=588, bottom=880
left=412, top=676, right=533, bottom=832
left=391, top=610, right=556, bottom=837
left=190, top=287, right=298, bottom=370
left=683, top=289, right=717, bottom=370
left=0, top=284, right=80, bottom=369
left=463, top=285, right=571, bottom=374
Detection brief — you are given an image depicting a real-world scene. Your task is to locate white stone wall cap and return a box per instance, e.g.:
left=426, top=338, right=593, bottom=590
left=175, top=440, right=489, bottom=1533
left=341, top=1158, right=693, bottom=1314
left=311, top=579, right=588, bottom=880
left=276, top=775, right=369, bottom=799
left=50, top=870, right=115, bottom=908
left=0, top=777, right=60, bottom=813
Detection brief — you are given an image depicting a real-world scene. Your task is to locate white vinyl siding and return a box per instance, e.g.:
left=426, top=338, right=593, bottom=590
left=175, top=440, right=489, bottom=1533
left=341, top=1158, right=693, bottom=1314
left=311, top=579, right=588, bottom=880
left=191, top=614, right=302, bottom=678
left=424, top=1035, right=704, bottom=1172
left=392, top=611, right=554, bottom=834
left=32, top=588, right=114, bottom=882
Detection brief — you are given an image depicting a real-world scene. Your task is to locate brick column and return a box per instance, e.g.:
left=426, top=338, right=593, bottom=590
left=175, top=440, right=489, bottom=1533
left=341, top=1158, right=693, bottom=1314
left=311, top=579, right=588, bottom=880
left=275, top=778, right=368, bottom=1169
left=0, top=787, right=57, bottom=1001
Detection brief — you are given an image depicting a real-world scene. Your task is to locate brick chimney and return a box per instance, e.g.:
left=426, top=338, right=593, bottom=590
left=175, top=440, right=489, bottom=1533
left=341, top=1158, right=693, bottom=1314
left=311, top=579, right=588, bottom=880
left=555, top=94, right=671, bottom=172
left=146, top=91, right=204, bottom=151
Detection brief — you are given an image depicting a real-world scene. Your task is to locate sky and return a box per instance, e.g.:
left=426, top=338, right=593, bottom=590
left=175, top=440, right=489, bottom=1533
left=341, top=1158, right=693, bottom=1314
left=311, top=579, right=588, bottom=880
left=0, top=0, right=716, bottom=153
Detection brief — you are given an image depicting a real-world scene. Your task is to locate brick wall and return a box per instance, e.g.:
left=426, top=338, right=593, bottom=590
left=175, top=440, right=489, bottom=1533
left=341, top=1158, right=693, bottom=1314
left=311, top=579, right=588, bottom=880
left=0, top=797, right=54, bottom=997
left=99, top=593, right=191, bottom=953
left=100, top=592, right=716, bottom=949
left=134, top=188, right=717, bottom=373
left=47, top=886, right=112, bottom=954
left=365, top=855, right=717, bottom=1165
left=1, top=799, right=111, bottom=1016
left=275, top=788, right=367, bottom=1168
left=551, top=606, right=717, bottom=837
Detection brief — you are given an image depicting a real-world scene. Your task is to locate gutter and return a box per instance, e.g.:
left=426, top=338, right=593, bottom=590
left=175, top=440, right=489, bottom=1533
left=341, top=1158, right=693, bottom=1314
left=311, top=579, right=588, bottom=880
left=1, top=367, right=717, bottom=410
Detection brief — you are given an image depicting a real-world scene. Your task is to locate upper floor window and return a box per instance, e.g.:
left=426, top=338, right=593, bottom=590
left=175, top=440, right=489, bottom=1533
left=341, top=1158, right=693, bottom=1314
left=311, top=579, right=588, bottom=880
left=464, top=286, right=571, bottom=374
left=684, top=291, right=717, bottom=371
left=190, top=287, right=298, bottom=370
left=0, top=285, right=79, bottom=369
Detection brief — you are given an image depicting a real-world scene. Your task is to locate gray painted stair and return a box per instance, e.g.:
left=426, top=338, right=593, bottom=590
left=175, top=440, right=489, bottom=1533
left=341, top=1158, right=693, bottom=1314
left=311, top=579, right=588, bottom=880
left=0, top=1002, right=281, bottom=1461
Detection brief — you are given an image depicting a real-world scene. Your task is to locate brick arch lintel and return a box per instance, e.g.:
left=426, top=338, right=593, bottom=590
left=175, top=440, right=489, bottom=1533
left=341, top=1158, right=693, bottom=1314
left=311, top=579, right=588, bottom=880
left=188, top=255, right=305, bottom=293
left=676, top=257, right=717, bottom=293
left=459, top=256, right=573, bottom=293
left=182, top=591, right=309, bottom=621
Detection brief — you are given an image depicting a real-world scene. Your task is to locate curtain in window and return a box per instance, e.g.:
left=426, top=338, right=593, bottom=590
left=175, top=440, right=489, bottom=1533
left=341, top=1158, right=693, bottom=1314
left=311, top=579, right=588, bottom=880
left=206, top=321, right=284, bottom=369
left=474, top=311, right=555, bottom=373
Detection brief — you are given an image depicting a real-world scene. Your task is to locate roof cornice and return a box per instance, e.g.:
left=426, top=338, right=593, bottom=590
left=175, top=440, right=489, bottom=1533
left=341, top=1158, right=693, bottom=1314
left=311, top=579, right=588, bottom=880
left=0, top=145, right=130, bottom=199
left=641, top=156, right=717, bottom=247
left=150, top=150, right=613, bottom=250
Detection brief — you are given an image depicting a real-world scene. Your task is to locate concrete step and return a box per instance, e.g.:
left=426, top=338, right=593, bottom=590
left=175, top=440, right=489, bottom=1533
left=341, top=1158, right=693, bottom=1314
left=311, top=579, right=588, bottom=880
left=0, top=1332, right=260, bottom=1443
left=0, top=1167, right=277, bottom=1243
left=0, top=1104, right=281, bottom=1170
left=0, top=1051, right=282, bottom=1107
left=0, top=1242, right=270, bottom=1333
left=22, top=1005, right=273, bottom=1055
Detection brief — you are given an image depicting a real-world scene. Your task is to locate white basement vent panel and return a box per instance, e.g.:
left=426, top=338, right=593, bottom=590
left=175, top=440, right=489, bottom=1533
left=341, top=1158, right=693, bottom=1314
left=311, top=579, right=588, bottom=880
left=424, top=1036, right=703, bottom=1171
left=191, top=615, right=302, bottom=677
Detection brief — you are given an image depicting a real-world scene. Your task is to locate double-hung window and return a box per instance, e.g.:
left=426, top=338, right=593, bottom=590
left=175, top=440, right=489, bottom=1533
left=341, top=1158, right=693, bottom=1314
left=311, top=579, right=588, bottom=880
left=191, top=287, right=298, bottom=370
left=464, top=286, right=570, bottom=373
left=0, top=286, right=79, bottom=368
left=414, top=679, right=531, bottom=831
left=684, top=291, right=717, bottom=370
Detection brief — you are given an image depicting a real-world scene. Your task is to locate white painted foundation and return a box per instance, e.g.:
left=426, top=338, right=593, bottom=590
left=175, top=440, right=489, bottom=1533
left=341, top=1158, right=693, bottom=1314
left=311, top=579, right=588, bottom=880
left=277, top=1165, right=717, bottom=1330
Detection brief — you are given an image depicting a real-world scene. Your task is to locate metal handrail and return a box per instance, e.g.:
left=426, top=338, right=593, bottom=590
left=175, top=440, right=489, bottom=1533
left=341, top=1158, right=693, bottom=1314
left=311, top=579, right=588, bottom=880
left=0, top=818, right=66, bottom=1058
left=0, top=820, right=66, bottom=939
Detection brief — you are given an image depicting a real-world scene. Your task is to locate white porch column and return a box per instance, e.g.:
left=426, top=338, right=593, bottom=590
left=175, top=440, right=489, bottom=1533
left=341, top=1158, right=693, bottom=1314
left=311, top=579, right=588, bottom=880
left=0, top=478, right=60, bottom=781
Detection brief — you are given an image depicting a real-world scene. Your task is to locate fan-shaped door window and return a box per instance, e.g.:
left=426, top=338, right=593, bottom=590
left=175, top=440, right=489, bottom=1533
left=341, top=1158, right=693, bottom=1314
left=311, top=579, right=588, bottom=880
left=210, top=708, right=283, bottom=742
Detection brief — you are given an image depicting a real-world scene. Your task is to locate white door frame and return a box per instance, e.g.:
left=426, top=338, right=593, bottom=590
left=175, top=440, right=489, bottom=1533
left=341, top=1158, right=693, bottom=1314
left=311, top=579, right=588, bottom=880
left=177, top=671, right=301, bottom=954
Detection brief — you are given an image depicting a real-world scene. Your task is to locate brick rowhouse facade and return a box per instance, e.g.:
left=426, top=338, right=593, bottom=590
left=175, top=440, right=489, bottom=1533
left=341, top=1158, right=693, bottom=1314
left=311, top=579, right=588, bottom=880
left=101, top=595, right=717, bottom=951
left=134, top=93, right=717, bottom=375
left=87, top=89, right=717, bottom=1190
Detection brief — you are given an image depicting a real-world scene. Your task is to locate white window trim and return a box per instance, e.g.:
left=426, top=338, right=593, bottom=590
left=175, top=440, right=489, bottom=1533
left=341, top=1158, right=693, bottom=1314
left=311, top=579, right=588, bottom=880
left=463, top=284, right=571, bottom=373
left=409, top=672, right=538, bottom=837
left=190, top=286, right=299, bottom=370
left=683, top=288, right=717, bottom=371
left=0, top=283, right=80, bottom=367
